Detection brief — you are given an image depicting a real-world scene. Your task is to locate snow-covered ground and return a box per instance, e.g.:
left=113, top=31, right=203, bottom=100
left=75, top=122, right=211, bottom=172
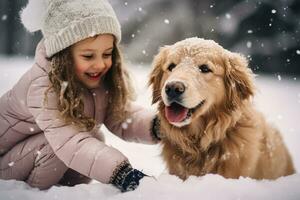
left=0, top=57, right=300, bottom=200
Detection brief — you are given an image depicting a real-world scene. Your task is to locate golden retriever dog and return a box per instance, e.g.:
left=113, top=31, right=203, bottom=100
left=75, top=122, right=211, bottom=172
left=149, top=37, right=295, bottom=180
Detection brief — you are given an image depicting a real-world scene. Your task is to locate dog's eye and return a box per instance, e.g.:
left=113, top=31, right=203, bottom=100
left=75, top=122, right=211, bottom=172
left=168, top=63, right=176, bottom=71
left=198, top=64, right=212, bottom=73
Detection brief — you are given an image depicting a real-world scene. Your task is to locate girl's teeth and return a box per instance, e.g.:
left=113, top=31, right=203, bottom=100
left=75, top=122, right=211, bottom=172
left=89, top=73, right=99, bottom=77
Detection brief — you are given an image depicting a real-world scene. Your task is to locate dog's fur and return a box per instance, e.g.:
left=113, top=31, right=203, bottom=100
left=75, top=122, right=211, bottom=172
left=149, top=37, right=295, bottom=180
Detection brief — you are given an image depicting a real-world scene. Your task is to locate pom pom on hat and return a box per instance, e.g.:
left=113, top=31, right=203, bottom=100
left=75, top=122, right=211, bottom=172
left=20, top=0, right=47, bottom=32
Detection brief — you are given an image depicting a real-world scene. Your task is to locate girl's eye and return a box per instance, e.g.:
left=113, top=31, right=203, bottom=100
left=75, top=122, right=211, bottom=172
left=103, top=53, right=112, bottom=58
left=82, top=55, right=93, bottom=59
left=167, top=63, right=176, bottom=71
left=198, top=64, right=212, bottom=73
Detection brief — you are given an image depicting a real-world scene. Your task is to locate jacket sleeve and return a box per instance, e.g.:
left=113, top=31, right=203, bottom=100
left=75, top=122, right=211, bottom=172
left=104, top=101, right=158, bottom=144
left=27, top=73, right=128, bottom=183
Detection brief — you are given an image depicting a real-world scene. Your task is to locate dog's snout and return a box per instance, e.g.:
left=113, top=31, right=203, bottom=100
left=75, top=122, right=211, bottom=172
left=165, top=81, right=185, bottom=99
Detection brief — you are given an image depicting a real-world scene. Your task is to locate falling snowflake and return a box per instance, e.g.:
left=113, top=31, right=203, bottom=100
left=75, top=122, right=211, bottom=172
left=30, top=127, right=34, bottom=132
left=211, top=28, right=214, bottom=32
left=225, top=13, right=231, bottom=19
left=142, top=50, right=146, bottom=55
left=296, top=50, right=300, bottom=55
left=247, top=30, right=253, bottom=34
left=124, top=2, right=128, bottom=6
left=126, top=118, right=132, bottom=123
left=1, top=15, right=7, bottom=21
left=8, top=162, right=14, bottom=167
left=92, top=92, right=96, bottom=96
left=164, top=19, right=170, bottom=24
left=131, top=34, right=135, bottom=38
left=210, top=4, right=214, bottom=8
left=277, top=75, right=281, bottom=81
left=286, top=59, right=290, bottom=63
left=246, top=41, right=252, bottom=48
left=138, top=7, right=142, bottom=12
left=271, top=9, right=277, bottom=14
left=121, top=122, right=128, bottom=129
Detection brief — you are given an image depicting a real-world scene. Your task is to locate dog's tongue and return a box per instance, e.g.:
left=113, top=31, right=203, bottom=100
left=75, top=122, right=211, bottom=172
left=165, top=103, right=189, bottom=123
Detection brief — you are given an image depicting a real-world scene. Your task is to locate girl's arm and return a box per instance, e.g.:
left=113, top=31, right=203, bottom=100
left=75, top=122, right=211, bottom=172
left=104, top=102, right=160, bottom=144
left=27, top=72, right=128, bottom=184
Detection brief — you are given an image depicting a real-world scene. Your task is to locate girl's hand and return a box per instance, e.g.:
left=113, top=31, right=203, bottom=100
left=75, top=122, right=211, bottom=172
left=110, top=161, right=147, bottom=192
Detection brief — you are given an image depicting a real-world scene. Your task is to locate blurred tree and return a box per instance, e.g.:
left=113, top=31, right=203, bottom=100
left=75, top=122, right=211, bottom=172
left=0, top=0, right=299, bottom=75
left=0, top=0, right=42, bottom=56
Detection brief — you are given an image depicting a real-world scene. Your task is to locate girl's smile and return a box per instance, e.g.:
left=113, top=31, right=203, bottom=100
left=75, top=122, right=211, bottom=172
left=71, top=34, right=114, bottom=89
left=85, top=72, right=102, bottom=80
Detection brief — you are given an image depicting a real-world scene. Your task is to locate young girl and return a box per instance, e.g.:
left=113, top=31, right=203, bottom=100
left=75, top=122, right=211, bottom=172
left=0, top=0, right=160, bottom=192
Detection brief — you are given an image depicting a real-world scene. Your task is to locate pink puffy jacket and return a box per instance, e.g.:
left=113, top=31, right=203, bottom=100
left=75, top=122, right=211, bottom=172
left=0, top=40, right=156, bottom=184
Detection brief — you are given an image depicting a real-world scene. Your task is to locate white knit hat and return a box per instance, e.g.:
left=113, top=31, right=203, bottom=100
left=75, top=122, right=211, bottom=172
left=20, top=0, right=121, bottom=57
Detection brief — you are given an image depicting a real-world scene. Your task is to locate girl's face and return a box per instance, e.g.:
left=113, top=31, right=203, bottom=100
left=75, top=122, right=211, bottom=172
left=71, top=34, right=114, bottom=89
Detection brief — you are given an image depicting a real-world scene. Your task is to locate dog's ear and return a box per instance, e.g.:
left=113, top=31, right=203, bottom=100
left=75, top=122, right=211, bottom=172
left=148, top=46, right=168, bottom=104
left=224, top=52, right=255, bottom=110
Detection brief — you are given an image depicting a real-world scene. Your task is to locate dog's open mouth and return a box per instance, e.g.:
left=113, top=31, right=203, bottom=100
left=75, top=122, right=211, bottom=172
left=164, top=100, right=205, bottom=123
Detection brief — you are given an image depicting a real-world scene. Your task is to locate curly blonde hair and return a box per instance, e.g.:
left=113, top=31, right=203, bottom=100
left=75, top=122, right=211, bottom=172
left=45, top=42, right=134, bottom=132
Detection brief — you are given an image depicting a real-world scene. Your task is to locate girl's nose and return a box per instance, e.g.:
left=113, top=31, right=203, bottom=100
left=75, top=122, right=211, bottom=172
left=93, top=58, right=106, bottom=70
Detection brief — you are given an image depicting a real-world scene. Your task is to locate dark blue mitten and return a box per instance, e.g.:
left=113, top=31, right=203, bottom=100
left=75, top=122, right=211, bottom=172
left=110, top=161, right=146, bottom=192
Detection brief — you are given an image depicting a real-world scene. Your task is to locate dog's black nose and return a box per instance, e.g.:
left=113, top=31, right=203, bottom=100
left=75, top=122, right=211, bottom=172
left=165, top=81, right=185, bottom=100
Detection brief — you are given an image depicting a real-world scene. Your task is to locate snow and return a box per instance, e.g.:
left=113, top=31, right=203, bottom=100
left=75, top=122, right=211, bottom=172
left=164, top=19, right=170, bottom=24
left=0, top=57, right=300, bottom=199
left=1, top=15, right=7, bottom=21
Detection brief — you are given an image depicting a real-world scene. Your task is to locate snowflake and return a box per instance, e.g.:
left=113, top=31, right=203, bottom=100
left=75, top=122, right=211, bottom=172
left=225, top=13, right=231, bottom=19
left=296, top=50, right=300, bottom=55
left=124, top=2, right=128, bottom=6
left=121, top=122, right=128, bottom=129
left=138, top=7, right=142, bottom=12
left=30, top=127, right=35, bottom=132
left=142, top=50, right=146, bottom=55
left=246, top=41, right=252, bottom=48
left=1, top=15, right=7, bottom=21
left=126, top=118, right=132, bottom=123
left=131, top=34, right=135, bottom=38
left=277, top=75, right=281, bottom=81
left=164, top=19, right=170, bottom=24
left=247, top=30, right=253, bottom=34
left=8, top=162, right=14, bottom=167
left=271, top=9, right=277, bottom=14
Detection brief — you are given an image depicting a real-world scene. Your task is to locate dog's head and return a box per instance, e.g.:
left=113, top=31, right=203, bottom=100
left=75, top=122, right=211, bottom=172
left=149, top=37, right=255, bottom=127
